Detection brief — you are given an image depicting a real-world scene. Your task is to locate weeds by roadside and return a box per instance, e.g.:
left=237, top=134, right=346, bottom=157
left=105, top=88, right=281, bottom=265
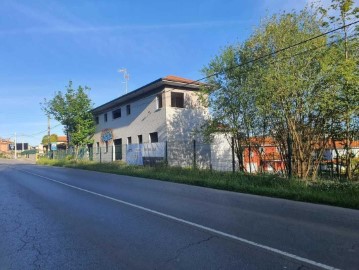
left=37, top=158, right=359, bottom=209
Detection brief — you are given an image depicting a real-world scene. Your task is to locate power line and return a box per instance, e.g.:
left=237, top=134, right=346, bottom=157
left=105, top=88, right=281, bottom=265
left=106, top=34, right=357, bottom=112
left=92, top=20, right=358, bottom=126
left=129, top=32, right=358, bottom=108
left=21, top=123, right=63, bottom=138
left=222, top=33, right=359, bottom=79
left=1, top=122, right=63, bottom=139
left=94, top=21, right=359, bottom=113
left=180, top=20, right=359, bottom=86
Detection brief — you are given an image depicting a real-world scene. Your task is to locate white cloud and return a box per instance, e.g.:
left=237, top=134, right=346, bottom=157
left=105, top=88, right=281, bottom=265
left=0, top=20, right=249, bottom=35
left=0, top=0, right=253, bottom=35
left=0, top=0, right=88, bottom=35
left=0, top=96, right=43, bottom=106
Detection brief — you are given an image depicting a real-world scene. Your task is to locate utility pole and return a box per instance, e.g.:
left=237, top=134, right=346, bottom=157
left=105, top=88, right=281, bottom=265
left=14, top=132, right=17, bottom=159
left=118, top=68, right=129, bottom=94
left=48, top=116, right=51, bottom=157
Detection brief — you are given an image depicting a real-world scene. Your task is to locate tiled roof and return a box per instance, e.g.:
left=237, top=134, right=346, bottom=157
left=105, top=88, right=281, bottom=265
left=326, top=140, right=359, bottom=149
left=92, top=75, right=201, bottom=114
left=250, top=137, right=277, bottom=146
left=57, top=136, right=67, bottom=143
left=163, top=75, right=202, bottom=85
left=249, top=137, right=359, bottom=149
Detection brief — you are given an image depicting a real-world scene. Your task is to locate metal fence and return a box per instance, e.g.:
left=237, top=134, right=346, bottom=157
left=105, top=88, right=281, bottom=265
left=44, top=140, right=355, bottom=178
left=167, top=140, right=238, bottom=171
left=46, top=140, right=237, bottom=171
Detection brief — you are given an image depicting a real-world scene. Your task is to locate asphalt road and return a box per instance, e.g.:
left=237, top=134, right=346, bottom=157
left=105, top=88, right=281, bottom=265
left=1, top=159, right=359, bottom=270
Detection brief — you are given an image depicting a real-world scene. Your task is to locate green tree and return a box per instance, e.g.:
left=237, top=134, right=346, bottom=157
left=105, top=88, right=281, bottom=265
left=319, top=0, right=359, bottom=179
left=245, top=9, right=340, bottom=179
left=42, top=81, right=95, bottom=158
left=201, top=44, right=260, bottom=172
left=202, top=7, right=340, bottom=179
left=41, top=134, right=58, bottom=145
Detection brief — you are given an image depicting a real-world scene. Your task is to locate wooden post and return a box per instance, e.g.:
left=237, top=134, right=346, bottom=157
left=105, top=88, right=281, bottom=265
left=193, top=139, right=196, bottom=169
left=165, top=141, right=168, bottom=166
left=232, top=137, right=235, bottom=173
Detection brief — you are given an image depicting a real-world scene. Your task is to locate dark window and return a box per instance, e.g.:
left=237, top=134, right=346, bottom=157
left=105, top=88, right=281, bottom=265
left=104, top=113, right=108, bottom=122
left=112, top=108, right=121, bottom=119
left=126, top=104, right=131, bottom=115
left=105, top=141, right=108, bottom=153
left=171, top=92, right=184, bottom=108
left=156, top=94, right=163, bottom=109
left=96, top=142, right=100, bottom=153
left=114, top=139, right=122, bottom=160
left=95, top=116, right=99, bottom=124
left=127, top=137, right=132, bottom=145
left=149, top=132, right=158, bottom=143
left=138, top=135, right=143, bottom=144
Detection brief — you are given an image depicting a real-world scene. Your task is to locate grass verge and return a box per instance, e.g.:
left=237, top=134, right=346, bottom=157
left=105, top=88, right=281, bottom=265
left=37, top=158, right=359, bottom=209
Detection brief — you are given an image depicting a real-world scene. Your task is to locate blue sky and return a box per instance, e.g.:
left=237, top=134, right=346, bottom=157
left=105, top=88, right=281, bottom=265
left=0, top=0, right=334, bottom=145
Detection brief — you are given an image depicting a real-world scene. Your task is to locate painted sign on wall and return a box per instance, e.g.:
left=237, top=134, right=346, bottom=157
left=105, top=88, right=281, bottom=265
left=126, top=144, right=143, bottom=165
left=142, top=142, right=165, bottom=157
left=101, top=129, right=113, bottom=142
left=126, top=142, right=166, bottom=165
left=51, top=143, right=57, bottom=151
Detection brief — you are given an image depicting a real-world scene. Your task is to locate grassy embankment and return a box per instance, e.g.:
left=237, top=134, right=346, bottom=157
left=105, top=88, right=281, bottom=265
left=37, top=158, right=359, bottom=209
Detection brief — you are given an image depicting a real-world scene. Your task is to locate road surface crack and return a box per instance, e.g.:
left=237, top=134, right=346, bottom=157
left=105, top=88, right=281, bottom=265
left=32, top=243, right=42, bottom=269
left=17, top=228, right=31, bottom=252
left=159, top=235, right=216, bottom=269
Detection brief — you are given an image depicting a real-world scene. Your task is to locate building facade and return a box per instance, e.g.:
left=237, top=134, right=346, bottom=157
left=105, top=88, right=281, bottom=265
left=39, top=135, right=68, bottom=154
left=0, top=138, right=13, bottom=153
left=91, top=75, right=209, bottom=163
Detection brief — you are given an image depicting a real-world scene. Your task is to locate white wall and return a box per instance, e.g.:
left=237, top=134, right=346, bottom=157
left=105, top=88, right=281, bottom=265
left=165, top=88, right=209, bottom=142
left=93, top=92, right=167, bottom=162
left=92, top=87, right=210, bottom=164
left=323, top=148, right=359, bottom=160
left=210, top=133, right=238, bottom=171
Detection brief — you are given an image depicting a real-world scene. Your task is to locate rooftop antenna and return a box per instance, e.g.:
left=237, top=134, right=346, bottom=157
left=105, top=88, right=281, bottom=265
left=118, top=68, right=129, bottom=94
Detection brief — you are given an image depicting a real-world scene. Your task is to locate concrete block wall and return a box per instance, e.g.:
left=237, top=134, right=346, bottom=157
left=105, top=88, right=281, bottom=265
left=92, top=85, right=210, bottom=164
left=93, top=92, right=167, bottom=162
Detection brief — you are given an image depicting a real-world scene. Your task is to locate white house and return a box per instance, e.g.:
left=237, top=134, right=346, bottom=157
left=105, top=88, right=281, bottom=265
left=91, top=75, right=209, bottom=165
left=321, top=140, right=359, bottom=172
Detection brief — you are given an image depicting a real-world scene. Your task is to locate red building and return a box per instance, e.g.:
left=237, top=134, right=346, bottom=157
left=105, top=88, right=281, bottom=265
left=242, top=137, right=359, bottom=174
left=243, top=137, right=286, bottom=173
left=0, top=138, right=13, bottom=153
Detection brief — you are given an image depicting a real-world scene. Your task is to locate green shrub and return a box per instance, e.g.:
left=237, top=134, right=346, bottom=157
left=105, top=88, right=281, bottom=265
left=36, top=158, right=359, bottom=209
left=66, top=155, right=74, bottom=161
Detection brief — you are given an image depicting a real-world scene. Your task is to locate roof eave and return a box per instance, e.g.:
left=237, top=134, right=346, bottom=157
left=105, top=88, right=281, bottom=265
left=92, top=78, right=202, bottom=115
left=92, top=78, right=163, bottom=114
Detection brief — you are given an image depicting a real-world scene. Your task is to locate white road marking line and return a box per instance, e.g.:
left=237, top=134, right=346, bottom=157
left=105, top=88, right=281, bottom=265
left=18, top=168, right=340, bottom=270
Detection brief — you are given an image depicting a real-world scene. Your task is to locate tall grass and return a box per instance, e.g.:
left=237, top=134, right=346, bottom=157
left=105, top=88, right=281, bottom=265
left=37, top=158, right=359, bottom=209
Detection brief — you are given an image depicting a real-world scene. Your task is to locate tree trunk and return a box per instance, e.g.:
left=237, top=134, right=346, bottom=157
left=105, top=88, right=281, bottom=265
left=332, top=138, right=340, bottom=177
left=66, top=129, right=70, bottom=150
left=75, top=145, right=79, bottom=161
